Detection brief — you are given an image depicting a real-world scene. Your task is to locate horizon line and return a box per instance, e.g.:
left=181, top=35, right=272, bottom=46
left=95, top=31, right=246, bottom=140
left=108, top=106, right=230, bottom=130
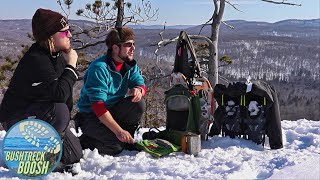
left=0, top=18, right=319, bottom=26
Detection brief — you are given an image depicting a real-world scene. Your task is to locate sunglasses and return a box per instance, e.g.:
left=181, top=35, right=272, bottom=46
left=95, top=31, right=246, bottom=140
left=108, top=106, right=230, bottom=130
left=58, top=29, right=70, bottom=37
left=121, top=42, right=135, bottom=48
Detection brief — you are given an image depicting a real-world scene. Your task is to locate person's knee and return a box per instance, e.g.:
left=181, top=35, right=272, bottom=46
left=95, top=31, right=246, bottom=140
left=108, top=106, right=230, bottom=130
left=136, top=99, right=146, bottom=115
left=55, top=103, right=69, bottom=114
left=53, top=103, right=70, bottom=133
left=125, top=99, right=145, bottom=127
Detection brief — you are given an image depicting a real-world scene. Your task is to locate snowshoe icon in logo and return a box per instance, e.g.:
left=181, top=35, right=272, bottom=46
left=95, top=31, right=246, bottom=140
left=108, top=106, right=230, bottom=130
left=19, top=120, right=61, bottom=154
left=44, top=136, right=61, bottom=154
left=2, top=119, right=62, bottom=178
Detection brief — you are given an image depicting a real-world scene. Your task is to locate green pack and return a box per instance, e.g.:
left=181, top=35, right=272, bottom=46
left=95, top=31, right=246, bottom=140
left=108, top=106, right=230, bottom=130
left=135, top=139, right=180, bottom=158
left=165, top=84, right=201, bottom=134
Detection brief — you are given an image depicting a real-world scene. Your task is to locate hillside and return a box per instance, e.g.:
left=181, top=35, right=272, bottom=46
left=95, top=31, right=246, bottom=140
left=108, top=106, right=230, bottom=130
left=0, top=19, right=319, bottom=120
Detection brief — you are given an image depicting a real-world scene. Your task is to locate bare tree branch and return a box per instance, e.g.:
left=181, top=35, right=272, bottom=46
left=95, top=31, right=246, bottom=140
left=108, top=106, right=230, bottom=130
left=261, top=0, right=302, bottom=6
left=218, top=74, right=230, bottom=84
left=154, top=36, right=179, bottom=55
left=154, top=34, right=214, bottom=56
left=127, top=0, right=159, bottom=23
left=213, top=0, right=218, bottom=15
left=57, top=0, right=71, bottom=18
left=199, top=16, right=214, bottom=35
left=58, top=0, right=158, bottom=50
left=74, top=39, right=105, bottom=50
left=225, top=0, right=243, bottom=12
left=159, top=22, right=166, bottom=41
left=221, top=21, right=234, bottom=29
left=218, top=64, right=230, bottom=68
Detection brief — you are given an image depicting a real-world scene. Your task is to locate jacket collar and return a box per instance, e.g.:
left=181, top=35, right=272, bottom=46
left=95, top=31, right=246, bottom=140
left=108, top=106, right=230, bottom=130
left=105, top=52, right=137, bottom=74
left=32, top=42, right=61, bottom=59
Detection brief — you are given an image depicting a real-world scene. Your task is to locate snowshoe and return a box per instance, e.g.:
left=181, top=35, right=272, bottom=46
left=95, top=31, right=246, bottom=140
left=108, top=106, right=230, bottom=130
left=243, top=99, right=267, bottom=145
left=222, top=99, right=242, bottom=138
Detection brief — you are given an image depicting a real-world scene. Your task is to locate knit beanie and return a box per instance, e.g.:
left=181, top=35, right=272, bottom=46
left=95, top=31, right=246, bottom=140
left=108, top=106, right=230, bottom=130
left=32, top=8, right=68, bottom=42
left=105, top=27, right=135, bottom=49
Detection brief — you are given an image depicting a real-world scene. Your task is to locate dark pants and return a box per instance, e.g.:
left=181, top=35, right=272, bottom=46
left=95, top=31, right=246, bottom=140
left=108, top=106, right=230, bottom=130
left=75, top=98, right=146, bottom=155
left=3, top=102, right=70, bottom=133
left=3, top=102, right=83, bottom=165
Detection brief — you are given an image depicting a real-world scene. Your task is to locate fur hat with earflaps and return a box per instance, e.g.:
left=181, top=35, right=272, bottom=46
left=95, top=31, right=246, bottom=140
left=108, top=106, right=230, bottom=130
left=32, top=8, right=69, bottom=42
left=105, top=27, right=135, bottom=49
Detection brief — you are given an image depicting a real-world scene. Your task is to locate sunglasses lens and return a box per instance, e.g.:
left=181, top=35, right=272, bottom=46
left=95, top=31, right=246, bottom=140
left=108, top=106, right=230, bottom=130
left=59, top=30, right=69, bottom=37
left=123, top=42, right=134, bottom=47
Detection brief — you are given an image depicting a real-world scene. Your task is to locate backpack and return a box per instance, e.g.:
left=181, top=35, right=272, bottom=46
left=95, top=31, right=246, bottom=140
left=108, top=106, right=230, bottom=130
left=143, top=31, right=214, bottom=146
left=165, top=84, right=200, bottom=133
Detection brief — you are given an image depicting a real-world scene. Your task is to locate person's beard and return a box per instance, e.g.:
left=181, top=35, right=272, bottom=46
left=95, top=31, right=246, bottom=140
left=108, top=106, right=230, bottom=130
left=56, top=40, right=71, bottom=53
left=118, top=54, right=131, bottom=63
left=117, top=46, right=133, bottom=62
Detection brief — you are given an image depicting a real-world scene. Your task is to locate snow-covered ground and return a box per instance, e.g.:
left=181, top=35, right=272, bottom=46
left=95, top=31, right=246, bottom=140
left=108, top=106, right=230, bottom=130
left=0, top=119, right=319, bottom=179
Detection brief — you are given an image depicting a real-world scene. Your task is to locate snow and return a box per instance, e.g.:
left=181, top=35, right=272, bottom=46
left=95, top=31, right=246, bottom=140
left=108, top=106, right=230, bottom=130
left=0, top=119, right=319, bottom=179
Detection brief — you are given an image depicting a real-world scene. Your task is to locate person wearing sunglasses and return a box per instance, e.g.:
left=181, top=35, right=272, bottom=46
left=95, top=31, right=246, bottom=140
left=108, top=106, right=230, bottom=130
left=0, top=8, right=82, bottom=173
left=75, top=27, right=146, bottom=155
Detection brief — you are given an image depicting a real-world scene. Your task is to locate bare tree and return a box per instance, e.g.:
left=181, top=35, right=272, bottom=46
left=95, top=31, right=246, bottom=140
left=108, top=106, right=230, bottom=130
left=206, top=0, right=300, bottom=85
left=57, top=0, right=158, bottom=50
left=156, top=0, right=301, bottom=86
left=261, top=0, right=301, bottom=6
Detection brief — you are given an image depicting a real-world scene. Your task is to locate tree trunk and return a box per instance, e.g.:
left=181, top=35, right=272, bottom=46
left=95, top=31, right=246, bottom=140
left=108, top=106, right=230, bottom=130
left=208, top=0, right=225, bottom=86
left=116, top=0, right=124, bottom=28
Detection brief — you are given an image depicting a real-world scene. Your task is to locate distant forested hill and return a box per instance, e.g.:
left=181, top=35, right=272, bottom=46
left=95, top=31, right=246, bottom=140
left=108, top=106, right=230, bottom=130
left=0, top=19, right=319, bottom=121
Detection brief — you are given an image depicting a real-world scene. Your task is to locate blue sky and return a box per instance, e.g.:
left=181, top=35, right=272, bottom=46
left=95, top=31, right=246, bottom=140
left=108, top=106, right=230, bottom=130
left=0, top=0, right=319, bottom=25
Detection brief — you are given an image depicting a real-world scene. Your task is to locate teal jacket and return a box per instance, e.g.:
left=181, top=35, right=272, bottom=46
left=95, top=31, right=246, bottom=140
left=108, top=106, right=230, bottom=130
left=77, top=54, right=145, bottom=112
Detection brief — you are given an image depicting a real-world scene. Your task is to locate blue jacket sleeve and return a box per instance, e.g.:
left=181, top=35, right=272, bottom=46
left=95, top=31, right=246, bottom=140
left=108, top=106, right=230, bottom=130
left=84, top=63, right=109, bottom=103
left=128, top=65, right=145, bottom=89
